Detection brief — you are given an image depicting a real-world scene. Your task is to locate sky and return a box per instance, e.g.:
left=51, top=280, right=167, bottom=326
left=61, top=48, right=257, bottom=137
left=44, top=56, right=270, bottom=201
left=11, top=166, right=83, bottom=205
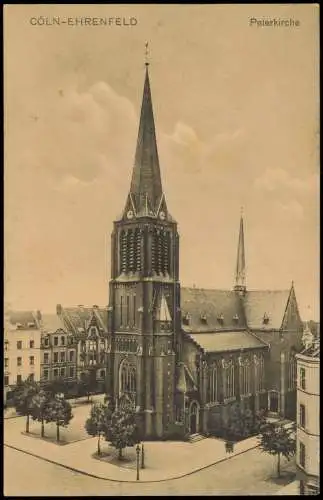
left=4, top=4, right=320, bottom=320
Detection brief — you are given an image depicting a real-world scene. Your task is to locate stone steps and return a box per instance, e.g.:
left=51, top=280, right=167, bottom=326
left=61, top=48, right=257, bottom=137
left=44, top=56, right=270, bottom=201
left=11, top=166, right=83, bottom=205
left=188, top=433, right=206, bottom=443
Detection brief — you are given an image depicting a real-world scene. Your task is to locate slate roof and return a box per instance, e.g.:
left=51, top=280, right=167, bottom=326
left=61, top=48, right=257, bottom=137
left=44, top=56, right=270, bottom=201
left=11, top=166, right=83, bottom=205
left=40, top=314, right=66, bottom=333
left=187, top=330, right=268, bottom=353
left=300, top=338, right=320, bottom=358
left=181, top=288, right=246, bottom=332
left=7, top=311, right=39, bottom=329
left=62, top=306, right=108, bottom=334
left=244, top=290, right=290, bottom=330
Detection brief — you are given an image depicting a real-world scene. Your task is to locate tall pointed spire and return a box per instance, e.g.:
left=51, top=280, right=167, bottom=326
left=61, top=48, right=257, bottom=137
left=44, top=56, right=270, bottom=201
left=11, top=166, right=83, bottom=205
left=129, top=45, right=164, bottom=215
left=234, top=209, right=246, bottom=294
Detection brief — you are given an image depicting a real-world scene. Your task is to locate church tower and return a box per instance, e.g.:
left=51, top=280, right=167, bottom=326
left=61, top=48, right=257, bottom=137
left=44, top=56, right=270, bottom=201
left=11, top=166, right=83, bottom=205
left=107, top=53, right=181, bottom=438
left=234, top=210, right=246, bottom=295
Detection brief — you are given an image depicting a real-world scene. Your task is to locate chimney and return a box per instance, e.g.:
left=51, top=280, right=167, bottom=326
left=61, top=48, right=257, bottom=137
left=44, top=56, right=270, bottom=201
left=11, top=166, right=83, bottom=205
left=56, top=304, right=62, bottom=315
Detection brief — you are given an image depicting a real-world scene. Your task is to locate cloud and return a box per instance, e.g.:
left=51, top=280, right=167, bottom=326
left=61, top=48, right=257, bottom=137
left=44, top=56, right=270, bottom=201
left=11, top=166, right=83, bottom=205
left=275, top=200, right=305, bottom=221
left=254, top=168, right=318, bottom=195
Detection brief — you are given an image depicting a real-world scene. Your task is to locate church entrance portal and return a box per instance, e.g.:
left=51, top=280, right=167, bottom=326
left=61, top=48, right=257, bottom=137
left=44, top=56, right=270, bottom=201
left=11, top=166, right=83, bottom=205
left=189, top=401, right=200, bottom=434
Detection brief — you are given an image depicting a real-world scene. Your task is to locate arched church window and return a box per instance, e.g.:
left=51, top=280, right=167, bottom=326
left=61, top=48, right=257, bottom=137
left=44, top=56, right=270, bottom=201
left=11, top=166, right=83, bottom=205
left=157, top=231, right=163, bottom=274
left=241, top=358, right=251, bottom=395
left=208, top=365, right=218, bottom=403
left=119, top=359, right=136, bottom=396
left=224, top=359, right=235, bottom=399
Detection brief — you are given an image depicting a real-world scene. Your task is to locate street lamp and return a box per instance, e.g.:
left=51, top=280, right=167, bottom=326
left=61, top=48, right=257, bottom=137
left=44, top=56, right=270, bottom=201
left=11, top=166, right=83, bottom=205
left=141, top=443, right=145, bottom=469
left=136, top=443, right=140, bottom=481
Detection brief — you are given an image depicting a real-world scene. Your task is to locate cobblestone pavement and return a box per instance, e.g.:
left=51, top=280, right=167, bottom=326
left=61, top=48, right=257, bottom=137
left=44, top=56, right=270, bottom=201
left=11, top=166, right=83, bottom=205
left=4, top=445, right=296, bottom=496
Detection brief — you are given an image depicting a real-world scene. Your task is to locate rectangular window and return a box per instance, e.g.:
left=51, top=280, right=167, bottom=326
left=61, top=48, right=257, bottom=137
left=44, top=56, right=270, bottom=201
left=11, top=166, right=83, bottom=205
left=17, top=374, right=22, bottom=384
left=17, top=341, right=22, bottom=349
left=54, top=336, right=58, bottom=346
left=4, top=375, right=9, bottom=386
left=43, top=369, right=49, bottom=380
left=44, top=337, right=49, bottom=347
left=299, top=442, right=306, bottom=468
left=17, top=357, right=22, bottom=366
left=29, top=356, right=34, bottom=365
left=4, top=358, right=9, bottom=368
left=4, top=341, right=9, bottom=351
left=60, top=367, right=66, bottom=377
left=69, top=350, right=74, bottom=362
left=120, top=296, right=123, bottom=325
left=61, top=336, right=65, bottom=345
left=29, top=340, right=35, bottom=349
left=69, top=366, right=75, bottom=378
left=28, top=373, right=35, bottom=382
left=53, top=352, right=58, bottom=363
left=299, top=404, right=306, bottom=429
left=53, top=368, right=59, bottom=379
left=44, top=352, right=49, bottom=364
left=300, top=368, right=306, bottom=390
left=60, top=351, right=65, bottom=362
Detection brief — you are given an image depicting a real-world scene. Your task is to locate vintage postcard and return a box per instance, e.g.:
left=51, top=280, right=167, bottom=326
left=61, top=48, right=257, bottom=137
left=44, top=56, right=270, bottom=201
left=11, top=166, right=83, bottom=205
left=4, top=3, right=319, bottom=496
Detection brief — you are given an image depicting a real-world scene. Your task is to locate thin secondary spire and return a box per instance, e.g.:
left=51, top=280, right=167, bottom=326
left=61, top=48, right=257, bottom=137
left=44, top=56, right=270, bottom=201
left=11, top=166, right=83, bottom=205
left=145, top=41, right=149, bottom=66
left=234, top=211, right=246, bottom=294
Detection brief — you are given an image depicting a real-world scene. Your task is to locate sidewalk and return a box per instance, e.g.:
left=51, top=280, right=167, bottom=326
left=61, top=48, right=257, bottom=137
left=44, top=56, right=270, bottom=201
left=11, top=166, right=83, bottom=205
left=4, top=424, right=260, bottom=483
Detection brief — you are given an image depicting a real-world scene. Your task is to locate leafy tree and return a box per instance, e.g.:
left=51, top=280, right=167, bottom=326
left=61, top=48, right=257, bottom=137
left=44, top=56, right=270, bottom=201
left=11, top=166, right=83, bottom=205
left=31, top=389, right=51, bottom=437
left=45, top=378, right=68, bottom=398
left=107, top=403, right=138, bottom=460
left=78, top=371, right=96, bottom=402
left=12, top=381, right=40, bottom=433
left=226, top=403, right=267, bottom=440
left=258, top=422, right=296, bottom=477
left=45, top=394, right=73, bottom=442
left=85, top=402, right=113, bottom=455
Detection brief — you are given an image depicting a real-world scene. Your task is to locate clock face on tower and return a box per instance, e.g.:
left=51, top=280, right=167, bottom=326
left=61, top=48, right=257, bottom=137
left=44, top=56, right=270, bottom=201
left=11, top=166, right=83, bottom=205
left=127, top=210, right=134, bottom=220
left=159, top=211, right=166, bottom=220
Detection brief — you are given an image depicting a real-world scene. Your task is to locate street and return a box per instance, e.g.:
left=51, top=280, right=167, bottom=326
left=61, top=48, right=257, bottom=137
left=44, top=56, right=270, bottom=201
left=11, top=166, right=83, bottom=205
left=4, top=445, right=296, bottom=496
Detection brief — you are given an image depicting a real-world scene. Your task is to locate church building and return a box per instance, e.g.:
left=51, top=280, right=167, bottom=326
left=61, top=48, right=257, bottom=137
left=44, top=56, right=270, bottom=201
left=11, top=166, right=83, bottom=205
left=106, top=59, right=304, bottom=439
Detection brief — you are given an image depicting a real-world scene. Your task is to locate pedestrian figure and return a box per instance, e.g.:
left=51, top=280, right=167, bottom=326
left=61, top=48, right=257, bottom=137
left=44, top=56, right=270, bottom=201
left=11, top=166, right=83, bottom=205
left=225, top=440, right=234, bottom=454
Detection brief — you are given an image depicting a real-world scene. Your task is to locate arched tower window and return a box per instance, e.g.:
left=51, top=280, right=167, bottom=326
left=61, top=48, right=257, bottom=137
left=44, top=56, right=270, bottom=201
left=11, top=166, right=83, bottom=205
left=127, top=230, right=135, bottom=272
left=119, top=359, right=136, bottom=396
left=135, top=229, right=141, bottom=272
left=120, top=230, right=127, bottom=273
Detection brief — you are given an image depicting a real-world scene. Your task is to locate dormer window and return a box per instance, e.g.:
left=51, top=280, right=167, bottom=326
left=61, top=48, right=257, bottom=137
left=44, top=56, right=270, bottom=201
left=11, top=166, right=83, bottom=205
left=200, top=313, right=207, bottom=324
left=217, top=313, right=224, bottom=323
left=77, top=327, right=85, bottom=333
left=233, top=314, right=239, bottom=322
left=28, top=322, right=35, bottom=328
left=183, top=312, right=191, bottom=326
left=16, top=323, right=23, bottom=329
left=263, top=313, right=270, bottom=325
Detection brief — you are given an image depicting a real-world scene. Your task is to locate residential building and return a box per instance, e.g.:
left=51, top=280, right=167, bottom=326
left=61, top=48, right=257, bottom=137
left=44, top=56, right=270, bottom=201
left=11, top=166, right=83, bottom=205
left=4, top=311, right=42, bottom=404
left=295, top=330, right=320, bottom=495
left=105, top=59, right=304, bottom=439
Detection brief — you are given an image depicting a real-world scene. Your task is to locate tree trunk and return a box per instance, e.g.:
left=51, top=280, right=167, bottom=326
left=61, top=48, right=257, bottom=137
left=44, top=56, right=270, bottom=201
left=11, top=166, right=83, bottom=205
left=26, top=414, right=30, bottom=433
left=56, top=422, right=60, bottom=442
left=97, top=433, right=101, bottom=456
left=277, top=453, right=281, bottom=478
left=41, top=417, right=45, bottom=437
left=118, top=447, right=123, bottom=460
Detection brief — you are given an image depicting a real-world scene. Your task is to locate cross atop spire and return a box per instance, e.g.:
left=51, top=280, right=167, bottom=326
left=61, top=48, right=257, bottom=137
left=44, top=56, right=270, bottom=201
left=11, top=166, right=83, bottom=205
left=234, top=211, right=246, bottom=295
